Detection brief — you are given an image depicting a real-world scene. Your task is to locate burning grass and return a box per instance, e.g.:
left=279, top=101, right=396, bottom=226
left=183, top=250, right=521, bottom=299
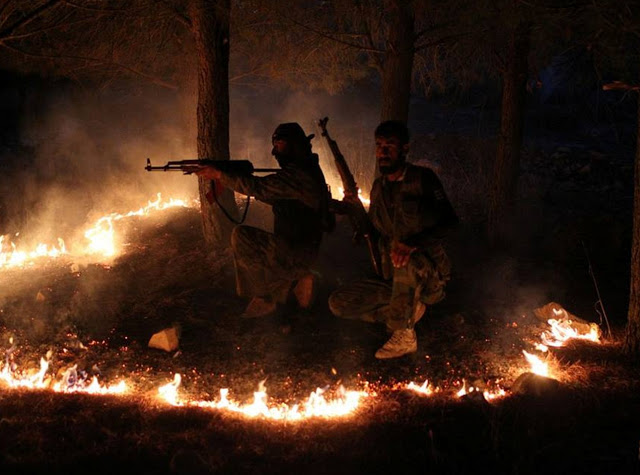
left=0, top=198, right=638, bottom=473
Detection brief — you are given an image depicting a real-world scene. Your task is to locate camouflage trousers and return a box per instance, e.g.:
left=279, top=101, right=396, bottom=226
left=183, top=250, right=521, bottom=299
left=231, top=225, right=317, bottom=304
left=328, top=244, right=450, bottom=331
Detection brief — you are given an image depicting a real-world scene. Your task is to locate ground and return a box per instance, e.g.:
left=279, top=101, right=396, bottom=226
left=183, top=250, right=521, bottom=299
left=1, top=93, right=640, bottom=475
left=1, top=173, right=639, bottom=474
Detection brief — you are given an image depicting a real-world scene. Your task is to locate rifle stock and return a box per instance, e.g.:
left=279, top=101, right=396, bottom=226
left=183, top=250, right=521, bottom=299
left=319, top=117, right=382, bottom=277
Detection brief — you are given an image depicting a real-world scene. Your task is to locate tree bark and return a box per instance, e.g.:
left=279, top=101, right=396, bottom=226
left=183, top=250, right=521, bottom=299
left=486, top=21, right=530, bottom=247
left=624, top=92, right=640, bottom=358
left=379, top=0, right=415, bottom=123
left=190, top=0, right=238, bottom=249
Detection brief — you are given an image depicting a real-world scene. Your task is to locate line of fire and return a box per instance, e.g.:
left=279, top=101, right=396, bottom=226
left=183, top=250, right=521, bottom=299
left=0, top=1, right=638, bottom=474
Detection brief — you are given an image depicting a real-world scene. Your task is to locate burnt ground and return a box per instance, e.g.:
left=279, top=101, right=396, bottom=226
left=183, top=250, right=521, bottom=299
left=1, top=139, right=640, bottom=474
left=1, top=202, right=639, bottom=473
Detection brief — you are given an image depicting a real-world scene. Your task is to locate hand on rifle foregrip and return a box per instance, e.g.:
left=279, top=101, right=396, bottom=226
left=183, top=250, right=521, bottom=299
left=194, top=166, right=222, bottom=180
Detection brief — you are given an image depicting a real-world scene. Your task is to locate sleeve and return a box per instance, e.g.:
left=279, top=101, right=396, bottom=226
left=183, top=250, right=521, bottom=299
left=218, top=168, right=321, bottom=208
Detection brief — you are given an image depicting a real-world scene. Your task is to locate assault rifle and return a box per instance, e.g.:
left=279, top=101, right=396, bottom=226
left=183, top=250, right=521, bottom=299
left=145, top=158, right=277, bottom=175
left=145, top=158, right=278, bottom=224
left=318, top=117, right=382, bottom=276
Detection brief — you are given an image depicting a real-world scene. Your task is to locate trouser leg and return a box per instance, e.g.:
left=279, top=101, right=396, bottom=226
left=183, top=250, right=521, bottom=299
left=231, top=225, right=314, bottom=304
left=328, top=278, right=392, bottom=323
left=385, top=247, right=450, bottom=331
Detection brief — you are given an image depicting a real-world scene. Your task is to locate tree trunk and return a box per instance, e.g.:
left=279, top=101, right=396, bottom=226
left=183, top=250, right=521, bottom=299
left=379, top=0, right=415, bottom=123
left=190, top=0, right=238, bottom=249
left=486, top=21, right=530, bottom=247
left=624, top=93, right=640, bottom=358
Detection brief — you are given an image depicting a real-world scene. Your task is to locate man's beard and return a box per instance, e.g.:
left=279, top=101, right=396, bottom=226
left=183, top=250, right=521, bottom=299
left=272, top=148, right=292, bottom=166
left=378, top=158, right=405, bottom=176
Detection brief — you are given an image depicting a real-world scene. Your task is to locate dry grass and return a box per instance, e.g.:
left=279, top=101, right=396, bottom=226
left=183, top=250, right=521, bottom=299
left=0, top=145, right=639, bottom=473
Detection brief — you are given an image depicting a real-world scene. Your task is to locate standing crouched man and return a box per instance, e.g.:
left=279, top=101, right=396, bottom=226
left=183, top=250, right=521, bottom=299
left=329, top=120, right=457, bottom=359
left=196, top=123, right=334, bottom=318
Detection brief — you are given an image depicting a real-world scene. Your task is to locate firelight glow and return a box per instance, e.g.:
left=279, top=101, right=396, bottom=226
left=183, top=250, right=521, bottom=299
left=0, top=193, right=193, bottom=268
left=157, top=374, right=370, bottom=421
left=337, top=187, right=371, bottom=206
left=1, top=353, right=128, bottom=395
left=0, top=350, right=368, bottom=421
left=541, top=317, right=601, bottom=347
left=523, top=350, right=549, bottom=377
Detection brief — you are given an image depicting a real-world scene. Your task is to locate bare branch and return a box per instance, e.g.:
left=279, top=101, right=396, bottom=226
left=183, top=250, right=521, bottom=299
left=415, top=30, right=482, bottom=52
left=0, top=0, right=63, bottom=41
left=0, top=11, right=94, bottom=42
left=1, top=41, right=178, bottom=89
left=415, top=20, right=457, bottom=40
left=270, top=6, right=384, bottom=54
left=157, top=0, right=192, bottom=29
left=61, top=0, right=132, bottom=12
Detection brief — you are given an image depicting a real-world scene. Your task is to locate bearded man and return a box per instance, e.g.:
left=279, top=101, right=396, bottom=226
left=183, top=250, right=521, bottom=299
left=196, top=122, right=333, bottom=318
left=329, top=120, right=458, bottom=359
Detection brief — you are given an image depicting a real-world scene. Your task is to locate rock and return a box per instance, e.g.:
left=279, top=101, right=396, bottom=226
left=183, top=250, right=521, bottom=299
left=148, top=327, right=180, bottom=352
left=511, top=372, right=561, bottom=397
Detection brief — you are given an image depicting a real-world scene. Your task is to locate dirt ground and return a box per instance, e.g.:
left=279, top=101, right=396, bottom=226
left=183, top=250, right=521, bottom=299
left=1, top=137, right=639, bottom=474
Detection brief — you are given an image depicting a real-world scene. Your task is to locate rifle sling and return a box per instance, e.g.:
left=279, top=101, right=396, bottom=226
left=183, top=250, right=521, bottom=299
left=211, top=181, right=251, bottom=225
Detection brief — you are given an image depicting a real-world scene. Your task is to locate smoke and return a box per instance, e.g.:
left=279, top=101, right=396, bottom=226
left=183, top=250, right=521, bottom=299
left=1, top=83, right=197, bottom=247
left=1, top=80, right=382, bottom=250
left=229, top=87, right=379, bottom=200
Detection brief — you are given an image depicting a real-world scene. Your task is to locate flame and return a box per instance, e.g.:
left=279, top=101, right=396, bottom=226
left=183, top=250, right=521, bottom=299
left=1, top=355, right=127, bottom=394
left=406, top=379, right=435, bottom=396
left=83, top=194, right=192, bottom=257
left=406, top=379, right=507, bottom=401
left=482, top=387, right=508, bottom=400
left=540, top=317, right=601, bottom=347
left=337, top=187, right=370, bottom=207
left=523, top=350, right=549, bottom=377
left=456, top=380, right=468, bottom=398
left=0, top=194, right=193, bottom=269
left=0, top=235, right=67, bottom=268
left=158, top=374, right=369, bottom=421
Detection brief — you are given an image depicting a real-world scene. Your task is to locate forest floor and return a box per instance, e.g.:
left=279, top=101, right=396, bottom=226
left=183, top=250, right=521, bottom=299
left=1, top=134, right=639, bottom=474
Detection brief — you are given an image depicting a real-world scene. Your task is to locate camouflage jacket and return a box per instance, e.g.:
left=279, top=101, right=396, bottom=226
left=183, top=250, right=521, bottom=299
left=218, top=154, right=331, bottom=248
left=369, top=163, right=458, bottom=249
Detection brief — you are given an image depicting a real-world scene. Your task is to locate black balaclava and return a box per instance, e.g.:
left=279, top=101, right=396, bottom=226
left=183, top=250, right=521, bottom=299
left=271, top=122, right=314, bottom=166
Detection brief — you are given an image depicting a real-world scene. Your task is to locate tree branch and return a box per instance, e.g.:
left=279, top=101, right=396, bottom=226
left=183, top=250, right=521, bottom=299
left=0, top=11, right=95, bottom=42
left=157, top=0, right=192, bottom=29
left=1, top=41, right=178, bottom=89
left=415, top=30, right=481, bottom=52
left=61, top=0, right=132, bottom=12
left=273, top=7, right=384, bottom=54
left=0, top=0, right=63, bottom=41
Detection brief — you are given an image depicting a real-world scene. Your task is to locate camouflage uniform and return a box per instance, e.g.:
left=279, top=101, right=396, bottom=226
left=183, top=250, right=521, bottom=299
left=329, top=163, right=457, bottom=330
left=218, top=154, right=330, bottom=304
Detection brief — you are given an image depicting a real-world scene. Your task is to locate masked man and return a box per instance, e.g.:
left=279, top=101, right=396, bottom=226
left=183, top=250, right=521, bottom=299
left=196, top=122, right=333, bottom=318
left=329, top=120, right=457, bottom=358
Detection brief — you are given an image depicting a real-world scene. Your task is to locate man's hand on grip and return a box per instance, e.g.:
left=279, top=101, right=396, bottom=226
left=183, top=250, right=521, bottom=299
left=391, top=240, right=416, bottom=268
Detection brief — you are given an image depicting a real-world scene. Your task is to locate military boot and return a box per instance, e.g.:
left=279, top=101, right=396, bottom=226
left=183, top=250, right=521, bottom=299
left=375, top=328, right=417, bottom=359
left=241, top=297, right=278, bottom=318
left=292, top=273, right=317, bottom=309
